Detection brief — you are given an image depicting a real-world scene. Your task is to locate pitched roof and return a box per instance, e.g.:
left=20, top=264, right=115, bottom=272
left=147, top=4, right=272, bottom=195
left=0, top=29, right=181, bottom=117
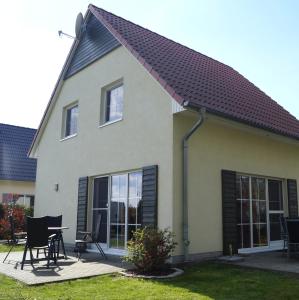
left=0, top=123, right=37, bottom=182
left=89, top=4, right=299, bottom=140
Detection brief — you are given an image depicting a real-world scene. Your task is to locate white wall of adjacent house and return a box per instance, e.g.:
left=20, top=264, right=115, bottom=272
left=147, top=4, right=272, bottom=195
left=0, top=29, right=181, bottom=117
left=0, top=180, right=35, bottom=208
left=34, top=45, right=174, bottom=244
left=172, top=111, right=299, bottom=257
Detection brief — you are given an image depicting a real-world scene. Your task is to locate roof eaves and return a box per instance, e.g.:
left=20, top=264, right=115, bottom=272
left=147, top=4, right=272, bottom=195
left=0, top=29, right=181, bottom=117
left=89, top=4, right=184, bottom=105
left=28, top=10, right=91, bottom=157
left=184, top=101, right=299, bottom=142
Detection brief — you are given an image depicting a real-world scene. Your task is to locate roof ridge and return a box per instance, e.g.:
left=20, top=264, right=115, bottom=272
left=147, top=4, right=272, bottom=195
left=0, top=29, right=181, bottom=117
left=89, top=4, right=236, bottom=71
left=0, top=123, right=36, bottom=131
left=90, top=4, right=299, bottom=124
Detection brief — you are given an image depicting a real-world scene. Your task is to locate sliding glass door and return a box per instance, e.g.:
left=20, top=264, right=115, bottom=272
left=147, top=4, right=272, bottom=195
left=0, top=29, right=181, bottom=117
left=237, top=174, right=284, bottom=251
left=92, top=171, right=142, bottom=250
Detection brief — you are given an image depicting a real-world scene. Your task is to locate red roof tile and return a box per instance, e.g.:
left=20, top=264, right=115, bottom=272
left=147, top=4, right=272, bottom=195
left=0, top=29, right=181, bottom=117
left=90, top=5, right=299, bottom=140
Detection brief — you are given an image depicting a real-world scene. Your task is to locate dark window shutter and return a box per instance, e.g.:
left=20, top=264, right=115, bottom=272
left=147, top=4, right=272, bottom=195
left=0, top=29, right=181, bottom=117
left=76, top=177, right=89, bottom=239
left=288, top=179, right=298, bottom=218
left=222, top=170, right=238, bottom=255
left=141, top=165, right=158, bottom=228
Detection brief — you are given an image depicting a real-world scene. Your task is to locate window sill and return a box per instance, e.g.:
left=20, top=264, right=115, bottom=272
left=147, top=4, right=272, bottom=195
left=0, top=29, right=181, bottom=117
left=60, top=133, right=77, bottom=142
left=99, top=118, right=123, bottom=128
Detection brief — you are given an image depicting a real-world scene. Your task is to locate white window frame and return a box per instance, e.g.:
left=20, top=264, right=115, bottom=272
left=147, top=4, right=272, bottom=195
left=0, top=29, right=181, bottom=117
left=99, top=80, right=124, bottom=127
left=237, top=173, right=286, bottom=254
left=91, top=169, right=142, bottom=250
left=61, top=102, right=79, bottom=140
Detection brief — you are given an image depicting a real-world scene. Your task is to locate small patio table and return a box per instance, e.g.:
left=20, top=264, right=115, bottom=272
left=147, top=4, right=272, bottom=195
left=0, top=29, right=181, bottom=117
left=48, top=226, right=69, bottom=260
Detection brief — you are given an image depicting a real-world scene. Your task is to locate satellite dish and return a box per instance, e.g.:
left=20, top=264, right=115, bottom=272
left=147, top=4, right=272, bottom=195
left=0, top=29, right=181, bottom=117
left=75, top=12, right=84, bottom=39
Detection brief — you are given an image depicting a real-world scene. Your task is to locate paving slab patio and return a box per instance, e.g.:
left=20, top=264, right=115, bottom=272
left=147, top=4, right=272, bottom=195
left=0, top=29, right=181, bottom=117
left=228, top=251, right=299, bottom=274
left=0, top=250, right=125, bottom=285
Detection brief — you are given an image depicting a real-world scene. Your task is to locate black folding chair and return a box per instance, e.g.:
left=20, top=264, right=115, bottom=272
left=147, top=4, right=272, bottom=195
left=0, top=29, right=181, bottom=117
left=75, top=214, right=106, bottom=260
left=21, top=217, right=57, bottom=270
left=279, top=215, right=288, bottom=252
left=36, top=215, right=67, bottom=259
left=286, top=218, right=299, bottom=259
left=3, top=215, right=27, bottom=263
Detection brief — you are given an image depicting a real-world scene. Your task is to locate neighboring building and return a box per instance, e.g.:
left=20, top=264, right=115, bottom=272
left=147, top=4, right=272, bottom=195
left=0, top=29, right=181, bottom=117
left=0, top=123, right=36, bottom=208
left=29, top=5, right=299, bottom=261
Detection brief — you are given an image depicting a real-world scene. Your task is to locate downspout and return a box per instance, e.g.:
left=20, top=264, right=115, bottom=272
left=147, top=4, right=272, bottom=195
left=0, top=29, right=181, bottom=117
left=182, top=105, right=206, bottom=262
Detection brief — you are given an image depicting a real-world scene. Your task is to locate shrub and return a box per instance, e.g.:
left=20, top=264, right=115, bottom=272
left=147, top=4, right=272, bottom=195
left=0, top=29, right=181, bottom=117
left=123, top=227, right=177, bottom=273
left=0, top=204, right=27, bottom=240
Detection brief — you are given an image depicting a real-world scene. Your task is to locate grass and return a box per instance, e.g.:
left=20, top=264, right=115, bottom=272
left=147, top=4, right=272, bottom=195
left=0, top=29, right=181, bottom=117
left=0, top=243, right=24, bottom=253
left=1, top=259, right=299, bottom=299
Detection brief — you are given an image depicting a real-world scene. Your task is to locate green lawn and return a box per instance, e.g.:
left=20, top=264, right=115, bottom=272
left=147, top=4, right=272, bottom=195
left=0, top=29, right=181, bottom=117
left=0, top=243, right=24, bottom=253
left=1, top=256, right=299, bottom=300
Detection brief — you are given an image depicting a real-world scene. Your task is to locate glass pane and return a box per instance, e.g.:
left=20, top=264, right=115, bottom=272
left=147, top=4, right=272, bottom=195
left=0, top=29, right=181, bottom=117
left=106, top=85, right=123, bottom=122
left=110, top=200, right=118, bottom=223
left=129, top=173, right=137, bottom=197
left=236, top=175, right=241, bottom=199
left=258, top=178, right=266, bottom=200
left=252, top=200, right=267, bottom=223
left=110, top=199, right=126, bottom=224
left=270, top=214, right=282, bottom=241
left=242, top=225, right=251, bottom=248
left=259, top=202, right=267, bottom=223
left=269, top=180, right=283, bottom=211
left=127, top=225, right=136, bottom=241
left=137, top=198, right=142, bottom=225
left=237, top=200, right=241, bottom=224
left=66, top=105, right=78, bottom=136
left=128, top=198, right=137, bottom=224
left=252, top=200, right=259, bottom=223
left=109, top=225, right=125, bottom=249
left=119, top=175, right=127, bottom=198
left=252, top=178, right=258, bottom=200
left=241, top=200, right=250, bottom=223
left=253, top=224, right=268, bottom=247
left=252, top=177, right=266, bottom=200
left=93, top=177, right=109, bottom=209
left=92, top=210, right=107, bottom=243
left=237, top=225, right=242, bottom=248
left=112, top=176, right=119, bottom=198
left=241, top=176, right=249, bottom=199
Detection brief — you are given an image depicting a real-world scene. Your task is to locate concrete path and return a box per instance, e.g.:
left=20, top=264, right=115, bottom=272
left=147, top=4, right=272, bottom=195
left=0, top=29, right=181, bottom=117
left=231, top=251, right=299, bottom=274
left=0, top=250, right=124, bottom=285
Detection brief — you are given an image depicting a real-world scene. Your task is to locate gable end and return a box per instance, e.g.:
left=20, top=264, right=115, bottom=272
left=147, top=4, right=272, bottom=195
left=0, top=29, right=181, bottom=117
left=65, top=14, right=120, bottom=79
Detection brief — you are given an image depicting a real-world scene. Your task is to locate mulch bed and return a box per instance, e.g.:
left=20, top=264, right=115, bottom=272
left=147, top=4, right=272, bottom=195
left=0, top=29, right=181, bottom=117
left=120, top=268, right=184, bottom=279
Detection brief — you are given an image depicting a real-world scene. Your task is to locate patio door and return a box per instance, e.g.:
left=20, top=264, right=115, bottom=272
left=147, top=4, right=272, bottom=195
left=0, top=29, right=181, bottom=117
left=92, top=171, right=142, bottom=250
left=92, top=177, right=109, bottom=243
left=268, top=180, right=284, bottom=246
left=237, top=175, right=284, bottom=252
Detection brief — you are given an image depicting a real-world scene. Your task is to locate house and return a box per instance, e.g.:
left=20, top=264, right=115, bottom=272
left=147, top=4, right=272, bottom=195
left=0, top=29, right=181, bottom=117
left=29, top=4, right=299, bottom=261
left=0, top=123, right=36, bottom=208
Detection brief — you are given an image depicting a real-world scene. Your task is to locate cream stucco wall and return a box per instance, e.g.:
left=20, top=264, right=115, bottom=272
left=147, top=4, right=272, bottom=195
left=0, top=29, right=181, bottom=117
left=0, top=180, right=35, bottom=198
left=173, top=112, right=299, bottom=256
left=34, top=46, right=174, bottom=243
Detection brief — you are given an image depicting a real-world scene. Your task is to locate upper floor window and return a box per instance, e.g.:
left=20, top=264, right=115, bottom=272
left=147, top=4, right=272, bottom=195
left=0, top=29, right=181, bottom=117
left=101, top=83, right=123, bottom=125
left=63, top=103, right=78, bottom=138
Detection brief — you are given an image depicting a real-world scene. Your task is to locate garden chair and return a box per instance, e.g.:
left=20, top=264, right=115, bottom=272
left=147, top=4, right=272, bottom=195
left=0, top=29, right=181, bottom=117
left=286, top=218, right=299, bottom=259
left=21, top=216, right=57, bottom=270
left=75, top=214, right=106, bottom=260
left=36, top=215, right=66, bottom=259
left=279, top=215, right=288, bottom=252
left=2, top=215, right=27, bottom=263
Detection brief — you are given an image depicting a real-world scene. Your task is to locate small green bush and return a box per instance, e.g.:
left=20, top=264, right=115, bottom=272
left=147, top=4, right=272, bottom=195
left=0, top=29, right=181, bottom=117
left=123, top=227, right=177, bottom=273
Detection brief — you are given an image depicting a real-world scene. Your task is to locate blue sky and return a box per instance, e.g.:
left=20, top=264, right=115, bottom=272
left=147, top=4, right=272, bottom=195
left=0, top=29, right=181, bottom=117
left=0, top=0, right=298, bottom=128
